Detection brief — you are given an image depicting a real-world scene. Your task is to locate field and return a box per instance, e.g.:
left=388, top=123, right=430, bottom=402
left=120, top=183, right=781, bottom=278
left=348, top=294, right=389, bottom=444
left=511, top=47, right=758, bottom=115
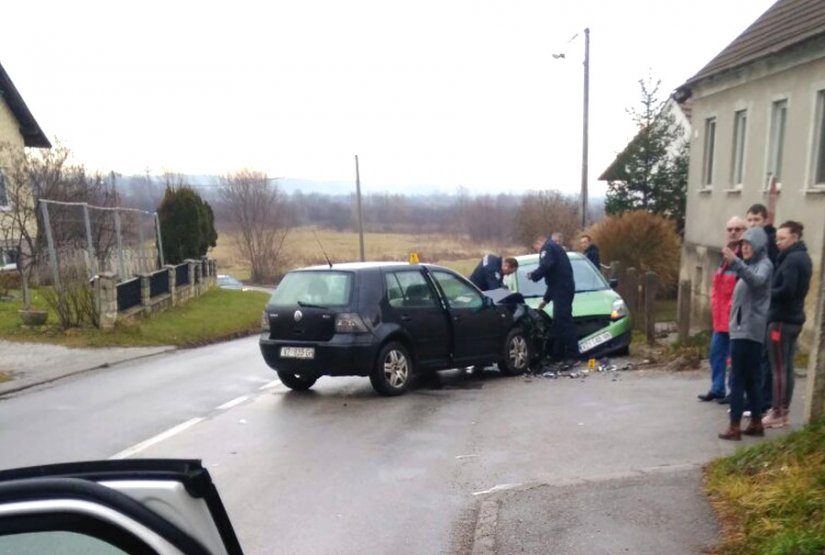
left=210, top=226, right=525, bottom=282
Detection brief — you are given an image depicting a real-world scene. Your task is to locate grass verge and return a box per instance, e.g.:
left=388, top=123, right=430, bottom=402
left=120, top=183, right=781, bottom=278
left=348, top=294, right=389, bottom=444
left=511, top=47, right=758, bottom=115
left=705, top=419, right=825, bottom=555
left=0, top=288, right=269, bottom=348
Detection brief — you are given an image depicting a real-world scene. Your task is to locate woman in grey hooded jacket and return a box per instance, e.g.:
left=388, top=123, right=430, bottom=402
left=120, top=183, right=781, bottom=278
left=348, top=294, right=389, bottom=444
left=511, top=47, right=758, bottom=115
left=718, top=226, right=773, bottom=440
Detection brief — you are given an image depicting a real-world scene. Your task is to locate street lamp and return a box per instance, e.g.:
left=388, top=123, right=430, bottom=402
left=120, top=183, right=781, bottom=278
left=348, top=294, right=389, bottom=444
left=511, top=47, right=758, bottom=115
left=581, top=28, right=590, bottom=229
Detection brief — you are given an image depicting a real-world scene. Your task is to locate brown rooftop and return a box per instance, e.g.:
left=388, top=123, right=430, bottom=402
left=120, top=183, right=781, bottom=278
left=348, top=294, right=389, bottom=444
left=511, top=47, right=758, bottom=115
left=687, top=0, right=825, bottom=85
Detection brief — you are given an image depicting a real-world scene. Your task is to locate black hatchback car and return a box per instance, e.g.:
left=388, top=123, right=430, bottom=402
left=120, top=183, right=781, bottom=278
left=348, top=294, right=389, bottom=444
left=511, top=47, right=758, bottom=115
left=259, top=262, right=533, bottom=395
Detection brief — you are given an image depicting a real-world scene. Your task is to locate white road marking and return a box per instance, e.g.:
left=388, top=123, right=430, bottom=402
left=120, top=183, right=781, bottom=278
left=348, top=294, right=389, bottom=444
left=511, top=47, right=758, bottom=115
left=217, top=395, right=248, bottom=410
left=456, top=454, right=480, bottom=460
left=109, top=417, right=204, bottom=460
left=258, top=379, right=281, bottom=390
left=472, top=483, right=525, bottom=496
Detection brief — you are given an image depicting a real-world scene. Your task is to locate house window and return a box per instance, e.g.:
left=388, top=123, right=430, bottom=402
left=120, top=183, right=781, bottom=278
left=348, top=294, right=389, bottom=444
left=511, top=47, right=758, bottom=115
left=702, top=117, right=716, bottom=186
left=0, top=169, right=8, bottom=207
left=731, top=110, right=747, bottom=186
left=814, top=90, right=825, bottom=186
left=767, top=99, right=787, bottom=186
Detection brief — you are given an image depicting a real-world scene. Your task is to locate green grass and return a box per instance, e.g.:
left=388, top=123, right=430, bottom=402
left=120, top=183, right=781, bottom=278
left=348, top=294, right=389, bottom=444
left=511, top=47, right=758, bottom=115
left=705, top=419, right=825, bottom=555
left=0, top=288, right=269, bottom=348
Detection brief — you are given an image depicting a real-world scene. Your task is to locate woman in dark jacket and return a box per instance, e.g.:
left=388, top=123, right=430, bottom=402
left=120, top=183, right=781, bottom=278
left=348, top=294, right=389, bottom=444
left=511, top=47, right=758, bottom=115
left=762, top=221, right=813, bottom=428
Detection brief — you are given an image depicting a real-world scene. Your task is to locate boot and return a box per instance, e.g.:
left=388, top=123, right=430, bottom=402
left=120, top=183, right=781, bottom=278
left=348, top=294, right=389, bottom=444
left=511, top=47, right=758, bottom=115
left=762, top=408, right=785, bottom=429
left=742, top=416, right=765, bottom=437
left=718, top=421, right=741, bottom=441
left=781, top=408, right=790, bottom=427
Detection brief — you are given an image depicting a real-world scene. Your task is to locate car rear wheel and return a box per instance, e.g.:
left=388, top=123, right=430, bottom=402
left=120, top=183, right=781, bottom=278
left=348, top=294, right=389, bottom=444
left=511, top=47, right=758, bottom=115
left=498, top=328, right=530, bottom=376
left=277, top=371, right=318, bottom=391
left=370, top=342, right=413, bottom=396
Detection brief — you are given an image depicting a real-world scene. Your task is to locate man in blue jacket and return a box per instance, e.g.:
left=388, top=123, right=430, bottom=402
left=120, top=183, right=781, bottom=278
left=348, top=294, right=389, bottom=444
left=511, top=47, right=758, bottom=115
left=469, top=255, right=518, bottom=291
left=527, top=234, right=579, bottom=366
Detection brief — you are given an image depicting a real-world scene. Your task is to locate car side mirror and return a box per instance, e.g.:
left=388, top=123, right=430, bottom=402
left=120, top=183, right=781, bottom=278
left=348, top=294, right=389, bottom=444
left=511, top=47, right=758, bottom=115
left=609, top=278, right=619, bottom=289
left=482, top=296, right=495, bottom=308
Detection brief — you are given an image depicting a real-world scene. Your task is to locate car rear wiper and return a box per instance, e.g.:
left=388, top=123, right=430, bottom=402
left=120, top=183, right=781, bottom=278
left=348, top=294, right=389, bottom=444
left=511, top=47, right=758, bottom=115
left=298, top=301, right=328, bottom=309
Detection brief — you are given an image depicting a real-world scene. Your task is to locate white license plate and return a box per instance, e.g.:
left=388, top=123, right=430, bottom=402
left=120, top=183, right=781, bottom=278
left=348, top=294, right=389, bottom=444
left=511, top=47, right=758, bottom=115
left=280, top=347, right=315, bottom=359
left=579, top=331, right=612, bottom=353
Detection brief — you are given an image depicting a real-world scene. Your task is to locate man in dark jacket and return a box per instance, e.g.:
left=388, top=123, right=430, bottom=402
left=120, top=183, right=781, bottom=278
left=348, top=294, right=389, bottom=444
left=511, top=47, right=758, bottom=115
left=746, top=202, right=779, bottom=413
left=579, top=234, right=600, bottom=269
left=762, top=220, right=812, bottom=429
left=469, top=255, right=518, bottom=291
left=528, top=234, right=578, bottom=365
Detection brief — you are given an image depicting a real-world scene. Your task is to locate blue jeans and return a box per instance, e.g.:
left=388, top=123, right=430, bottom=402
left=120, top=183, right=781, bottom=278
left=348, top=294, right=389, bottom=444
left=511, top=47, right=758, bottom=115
left=730, top=339, right=763, bottom=422
left=709, top=331, right=729, bottom=397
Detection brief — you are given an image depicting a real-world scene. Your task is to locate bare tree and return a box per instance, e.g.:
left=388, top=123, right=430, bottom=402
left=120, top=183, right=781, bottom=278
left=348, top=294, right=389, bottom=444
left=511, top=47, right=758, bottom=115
left=0, top=142, right=39, bottom=308
left=514, top=190, right=580, bottom=250
left=0, top=141, right=121, bottom=310
left=218, top=170, right=289, bottom=283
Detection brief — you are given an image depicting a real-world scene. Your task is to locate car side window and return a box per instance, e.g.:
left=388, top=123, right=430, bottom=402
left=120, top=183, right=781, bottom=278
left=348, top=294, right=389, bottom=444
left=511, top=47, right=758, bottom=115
left=385, top=271, right=437, bottom=308
left=432, top=271, right=483, bottom=310
left=0, top=531, right=129, bottom=554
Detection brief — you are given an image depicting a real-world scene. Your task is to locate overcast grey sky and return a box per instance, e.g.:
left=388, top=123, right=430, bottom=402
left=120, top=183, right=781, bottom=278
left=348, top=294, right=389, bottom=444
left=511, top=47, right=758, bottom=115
left=1, top=0, right=777, bottom=196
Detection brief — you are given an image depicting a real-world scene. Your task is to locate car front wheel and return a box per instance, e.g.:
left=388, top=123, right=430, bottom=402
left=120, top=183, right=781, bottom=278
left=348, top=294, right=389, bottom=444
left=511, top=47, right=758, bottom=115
left=370, top=342, right=413, bottom=396
left=277, top=371, right=318, bottom=391
left=498, top=327, right=530, bottom=376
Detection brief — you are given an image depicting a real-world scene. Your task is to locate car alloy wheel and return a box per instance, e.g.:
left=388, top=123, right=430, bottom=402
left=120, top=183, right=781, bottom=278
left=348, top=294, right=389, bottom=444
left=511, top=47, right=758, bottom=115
left=508, top=335, right=529, bottom=370
left=498, top=328, right=530, bottom=376
left=383, top=349, right=409, bottom=388
left=370, top=341, right=413, bottom=396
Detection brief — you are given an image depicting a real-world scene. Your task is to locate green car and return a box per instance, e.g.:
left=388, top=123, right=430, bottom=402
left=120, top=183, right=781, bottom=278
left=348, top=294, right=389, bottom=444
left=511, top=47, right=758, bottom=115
left=504, top=252, right=632, bottom=358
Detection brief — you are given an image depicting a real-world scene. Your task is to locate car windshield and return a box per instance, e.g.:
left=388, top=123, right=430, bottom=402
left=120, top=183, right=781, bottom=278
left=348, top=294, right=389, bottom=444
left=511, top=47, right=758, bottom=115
left=513, top=258, right=609, bottom=297
left=268, top=271, right=353, bottom=307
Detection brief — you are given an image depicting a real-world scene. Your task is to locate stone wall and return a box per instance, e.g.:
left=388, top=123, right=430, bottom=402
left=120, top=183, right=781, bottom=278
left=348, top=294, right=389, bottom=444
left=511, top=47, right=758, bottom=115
left=95, top=257, right=217, bottom=329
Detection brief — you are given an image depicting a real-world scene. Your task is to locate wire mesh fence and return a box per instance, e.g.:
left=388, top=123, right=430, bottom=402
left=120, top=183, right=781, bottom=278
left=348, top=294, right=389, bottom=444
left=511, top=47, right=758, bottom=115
left=37, top=199, right=163, bottom=287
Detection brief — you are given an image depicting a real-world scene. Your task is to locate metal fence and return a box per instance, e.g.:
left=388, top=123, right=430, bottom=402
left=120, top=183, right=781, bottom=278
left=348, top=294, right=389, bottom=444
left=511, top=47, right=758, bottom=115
left=175, top=263, right=189, bottom=287
left=38, top=199, right=164, bottom=287
left=116, top=277, right=142, bottom=312
left=149, top=270, right=169, bottom=297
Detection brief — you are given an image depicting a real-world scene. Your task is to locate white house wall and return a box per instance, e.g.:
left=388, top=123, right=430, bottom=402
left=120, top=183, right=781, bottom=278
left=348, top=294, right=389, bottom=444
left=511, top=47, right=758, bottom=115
left=682, top=51, right=825, bottom=349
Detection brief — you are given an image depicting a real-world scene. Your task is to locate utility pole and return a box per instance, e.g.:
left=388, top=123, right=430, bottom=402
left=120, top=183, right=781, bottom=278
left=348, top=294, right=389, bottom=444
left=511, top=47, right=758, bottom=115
left=804, top=222, right=825, bottom=422
left=581, top=27, right=590, bottom=229
left=355, top=155, right=365, bottom=262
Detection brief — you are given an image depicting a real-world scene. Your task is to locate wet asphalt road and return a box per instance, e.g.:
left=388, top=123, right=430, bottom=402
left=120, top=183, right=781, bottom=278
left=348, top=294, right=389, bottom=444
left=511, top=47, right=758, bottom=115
left=0, top=338, right=805, bottom=554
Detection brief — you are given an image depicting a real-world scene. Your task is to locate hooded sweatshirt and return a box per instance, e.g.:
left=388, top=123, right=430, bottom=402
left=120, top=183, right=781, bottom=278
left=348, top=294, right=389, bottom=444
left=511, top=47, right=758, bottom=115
left=727, top=227, right=773, bottom=343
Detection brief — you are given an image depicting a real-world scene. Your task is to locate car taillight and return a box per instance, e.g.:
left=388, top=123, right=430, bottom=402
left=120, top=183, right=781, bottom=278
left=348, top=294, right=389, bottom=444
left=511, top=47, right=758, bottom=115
left=261, top=311, right=270, bottom=331
left=335, top=313, right=369, bottom=333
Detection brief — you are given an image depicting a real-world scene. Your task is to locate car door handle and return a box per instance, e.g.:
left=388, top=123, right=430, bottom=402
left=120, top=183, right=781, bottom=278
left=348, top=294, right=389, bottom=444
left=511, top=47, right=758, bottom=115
left=400, top=314, right=412, bottom=322
left=452, top=315, right=462, bottom=322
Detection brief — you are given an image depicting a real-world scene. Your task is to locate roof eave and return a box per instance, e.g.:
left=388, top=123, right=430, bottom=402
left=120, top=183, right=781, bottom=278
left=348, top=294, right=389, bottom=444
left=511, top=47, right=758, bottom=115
left=0, top=62, right=51, bottom=149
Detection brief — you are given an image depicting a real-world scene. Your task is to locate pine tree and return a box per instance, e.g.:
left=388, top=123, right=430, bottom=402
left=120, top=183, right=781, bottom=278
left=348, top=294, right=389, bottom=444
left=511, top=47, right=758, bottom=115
left=604, top=78, right=688, bottom=233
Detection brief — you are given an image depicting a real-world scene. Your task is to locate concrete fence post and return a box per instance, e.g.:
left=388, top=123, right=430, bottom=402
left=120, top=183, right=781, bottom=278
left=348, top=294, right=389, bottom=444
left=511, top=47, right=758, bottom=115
left=194, top=263, right=202, bottom=296
left=644, top=272, right=659, bottom=345
left=165, top=265, right=176, bottom=306
left=624, top=268, right=640, bottom=330
left=97, top=272, right=118, bottom=329
left=139, top=273, right=151, bottom=312
left=677, top=280, right=692, bottom=342
left=187, top=260, right=196, bottom=300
